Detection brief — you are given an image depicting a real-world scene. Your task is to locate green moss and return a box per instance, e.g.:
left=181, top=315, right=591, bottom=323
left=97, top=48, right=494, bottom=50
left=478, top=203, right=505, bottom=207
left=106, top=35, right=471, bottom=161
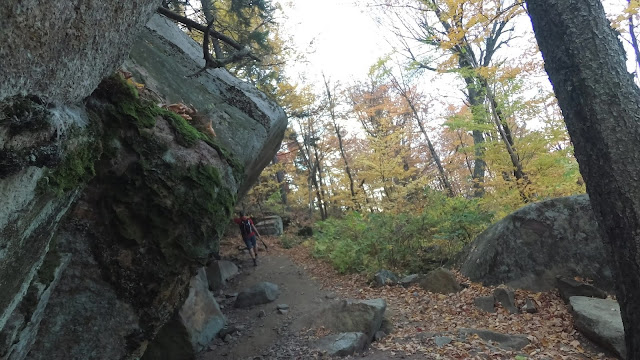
left=39, top=142, right=98, bottom=196
left=158, top=109, right=204, bottom=147
left=184, top=165, right=236, bottom=246
left=156, top=109, right=244, bottom=181
left=92, top=75, right=158, bottom=129
left=94, top=74, right=244, bottom=181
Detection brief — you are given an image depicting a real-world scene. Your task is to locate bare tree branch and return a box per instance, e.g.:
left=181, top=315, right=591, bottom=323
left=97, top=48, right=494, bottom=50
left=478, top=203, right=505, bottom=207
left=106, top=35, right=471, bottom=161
left=157, top=6, right=261, bottom=62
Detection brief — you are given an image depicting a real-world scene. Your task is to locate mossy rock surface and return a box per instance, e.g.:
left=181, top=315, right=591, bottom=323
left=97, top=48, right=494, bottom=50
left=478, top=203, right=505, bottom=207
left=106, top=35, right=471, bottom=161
left=69, top=75, right=241, bottom=347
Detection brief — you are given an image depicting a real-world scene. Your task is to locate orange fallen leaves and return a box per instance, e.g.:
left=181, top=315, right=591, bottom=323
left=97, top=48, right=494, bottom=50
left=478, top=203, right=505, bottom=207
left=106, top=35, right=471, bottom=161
left=279, top=241, right=615, bottom=360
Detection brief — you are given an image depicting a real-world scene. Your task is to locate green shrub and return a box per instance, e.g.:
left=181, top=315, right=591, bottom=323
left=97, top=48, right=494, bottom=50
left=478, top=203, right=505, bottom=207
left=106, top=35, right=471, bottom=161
left=312, top=191, right=493, bottom=275
left=280, top=234, right=299, bottom=249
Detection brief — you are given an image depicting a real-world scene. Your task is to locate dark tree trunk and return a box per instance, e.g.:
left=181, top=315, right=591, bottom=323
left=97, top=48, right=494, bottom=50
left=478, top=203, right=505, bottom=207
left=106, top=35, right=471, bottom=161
left=525, top=0, right=640, bottom=356
left=200, top=0, right=222, bottom=58
left=271, top=155, right=287, bottom=205
left=463, top=76, right=487, bottom=197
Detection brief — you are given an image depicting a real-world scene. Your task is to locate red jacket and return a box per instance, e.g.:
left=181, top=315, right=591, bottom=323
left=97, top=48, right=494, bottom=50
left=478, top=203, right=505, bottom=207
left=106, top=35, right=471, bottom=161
left=233, top=216, right=255, bottom=238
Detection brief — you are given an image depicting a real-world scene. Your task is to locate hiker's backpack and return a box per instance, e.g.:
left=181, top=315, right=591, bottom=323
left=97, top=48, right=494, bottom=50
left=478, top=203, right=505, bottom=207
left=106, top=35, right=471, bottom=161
left=240, top=218, right=252, bottom=237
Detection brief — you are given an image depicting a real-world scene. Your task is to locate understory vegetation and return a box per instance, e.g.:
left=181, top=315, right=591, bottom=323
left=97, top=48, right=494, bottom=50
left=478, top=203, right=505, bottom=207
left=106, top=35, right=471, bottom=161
left=312, top=194, right=492, bottom=274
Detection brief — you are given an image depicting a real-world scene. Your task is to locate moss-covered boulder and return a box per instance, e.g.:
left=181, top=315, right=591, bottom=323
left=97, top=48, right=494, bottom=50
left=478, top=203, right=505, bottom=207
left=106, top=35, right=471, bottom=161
left=28, top=66, right=284, bottom=358
left=124, top=14, right=287, bottom=197
left=2, top=7, right=286, bottom=359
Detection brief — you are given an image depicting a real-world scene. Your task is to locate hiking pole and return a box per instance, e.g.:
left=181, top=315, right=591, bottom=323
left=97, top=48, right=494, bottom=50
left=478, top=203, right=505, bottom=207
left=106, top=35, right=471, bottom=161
left=258, top=235, right=269, bottom=252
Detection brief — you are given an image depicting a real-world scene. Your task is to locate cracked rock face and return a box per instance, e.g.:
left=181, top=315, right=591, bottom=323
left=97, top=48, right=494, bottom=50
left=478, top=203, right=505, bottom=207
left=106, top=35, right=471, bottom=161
left=0, top=0, right=162, bottom=104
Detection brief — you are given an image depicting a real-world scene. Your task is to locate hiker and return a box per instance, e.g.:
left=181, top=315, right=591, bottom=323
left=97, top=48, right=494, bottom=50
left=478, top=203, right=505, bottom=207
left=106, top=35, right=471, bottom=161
left=233, top=211, right=261, bottom=266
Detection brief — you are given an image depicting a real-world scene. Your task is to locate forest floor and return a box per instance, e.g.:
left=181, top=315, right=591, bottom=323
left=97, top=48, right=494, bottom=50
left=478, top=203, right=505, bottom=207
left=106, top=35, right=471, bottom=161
left=199, top=236, right=617, bottom=360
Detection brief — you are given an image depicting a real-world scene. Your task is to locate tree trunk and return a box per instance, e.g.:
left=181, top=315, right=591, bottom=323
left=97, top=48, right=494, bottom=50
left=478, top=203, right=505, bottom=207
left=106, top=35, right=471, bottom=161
left=388, top=72, right=455, bottom=197
left=323, top=76, right=359, bottom=209
left=525, top=0, right=640, bottom=356
left=456, top=130, right=474, bottom=177
left=628, top=0, right=640, bottom=80
left=272, top=155, right=287, bottom=205
left=463, top=75, right=487, bottom=197
left=200, top=0, right=222, bottom=58
left=484, top=84, right=530, bottom=202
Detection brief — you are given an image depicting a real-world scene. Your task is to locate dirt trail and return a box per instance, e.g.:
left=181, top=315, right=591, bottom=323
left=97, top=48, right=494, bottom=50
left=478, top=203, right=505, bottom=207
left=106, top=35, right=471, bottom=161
left=198, top=238, right=615, bottom=360
left=198, top=250, right=339, bottom=360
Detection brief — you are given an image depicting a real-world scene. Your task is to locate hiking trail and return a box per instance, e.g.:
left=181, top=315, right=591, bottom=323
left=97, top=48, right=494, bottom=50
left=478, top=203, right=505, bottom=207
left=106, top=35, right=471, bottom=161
left=199, top=236, right=616, bottom=360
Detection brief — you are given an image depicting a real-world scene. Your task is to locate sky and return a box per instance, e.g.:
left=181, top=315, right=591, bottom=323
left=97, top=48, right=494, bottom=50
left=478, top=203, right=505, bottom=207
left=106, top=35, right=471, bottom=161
left=279, top=0, right=393, bottom=83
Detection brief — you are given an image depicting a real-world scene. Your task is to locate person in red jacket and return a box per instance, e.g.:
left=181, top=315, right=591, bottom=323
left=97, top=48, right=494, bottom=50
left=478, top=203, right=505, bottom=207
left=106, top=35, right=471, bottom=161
left=233, top=211, right=261, bottom=266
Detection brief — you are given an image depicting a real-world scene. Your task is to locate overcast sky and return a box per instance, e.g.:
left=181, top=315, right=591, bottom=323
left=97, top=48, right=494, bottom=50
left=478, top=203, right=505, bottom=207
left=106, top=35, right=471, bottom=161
left=280, top=0, right=392, bottom=83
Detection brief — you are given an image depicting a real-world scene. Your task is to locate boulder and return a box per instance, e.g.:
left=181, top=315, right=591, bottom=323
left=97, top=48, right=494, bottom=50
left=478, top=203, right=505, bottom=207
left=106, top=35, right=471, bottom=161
left=459, top=328, right=530, bottom=351
left=434, top=336, right=453, bottom=347
left=0, top=253, right=70, bottom=360
left=234, top=282, right=280, bottom=308
left=460, top=195, right=614, bottom=291
left=124, top=14, right=287, bottom=196
left=311, top=299, right=387, bottom=342
left=254, top=215, right=284, bottom=236
left=522, top=298, right=538, bottom=314
left=206, top=260, right=239, bottom=291
left=314, top=332, right=368, bottom=357
left=20, top=13, right=287, bottom=360
left=417, top=268, right=461, bottom=294
left=474, top=296, right=496, bottom=313
left=399, top=274, right=421, bottom=287
left=493, top=287, right=518, bottom=314
left=570, top=296, right=626, bottom=359
left=1, top=0, right=160, bottom=103
left=143, top=268, right=226, bottom=360
left=557, top=276, right=607, bottom=303
left=373, top=269, right=399, bottom=287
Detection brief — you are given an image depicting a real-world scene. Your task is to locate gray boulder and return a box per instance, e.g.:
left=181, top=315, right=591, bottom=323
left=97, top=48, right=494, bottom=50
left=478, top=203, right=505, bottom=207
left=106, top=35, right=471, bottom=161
left=459, top=328, right=530, bottom=351
left=143, top=268, right=226, bottom=359
left=1, top=0, right=159, bottom=103
left=570, top=296, right=626, bottom=359
left=557, top=276, right=607, bottom=303
left=417, top=268, right=461, bottom=294
left=311, top=299, right=387, bottom=342
left=234, top=282, right=280, bottom=308
left=314, top=332, right=368, bottom=357
left=474, top=296, right=496, bottom=313
left=206, top=260, right=239, bottom=291
left=254, top=215, right=284, bottom=236
left=522, top=298, right=538, bottom=314
left=0, top=0, right=161, bottom=356
left=434, top=336, right=453, bottom=347
left=124, top=14, right=287, bottom=196
left=460, top=195, right=614, bottom=291
left=21, top=13, right=287, bottom=360
left=493, top=287, right=518, bottom=314
left=399, top=274, right=421, bottom=287
left=373, top=269, right=399, bottom=287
